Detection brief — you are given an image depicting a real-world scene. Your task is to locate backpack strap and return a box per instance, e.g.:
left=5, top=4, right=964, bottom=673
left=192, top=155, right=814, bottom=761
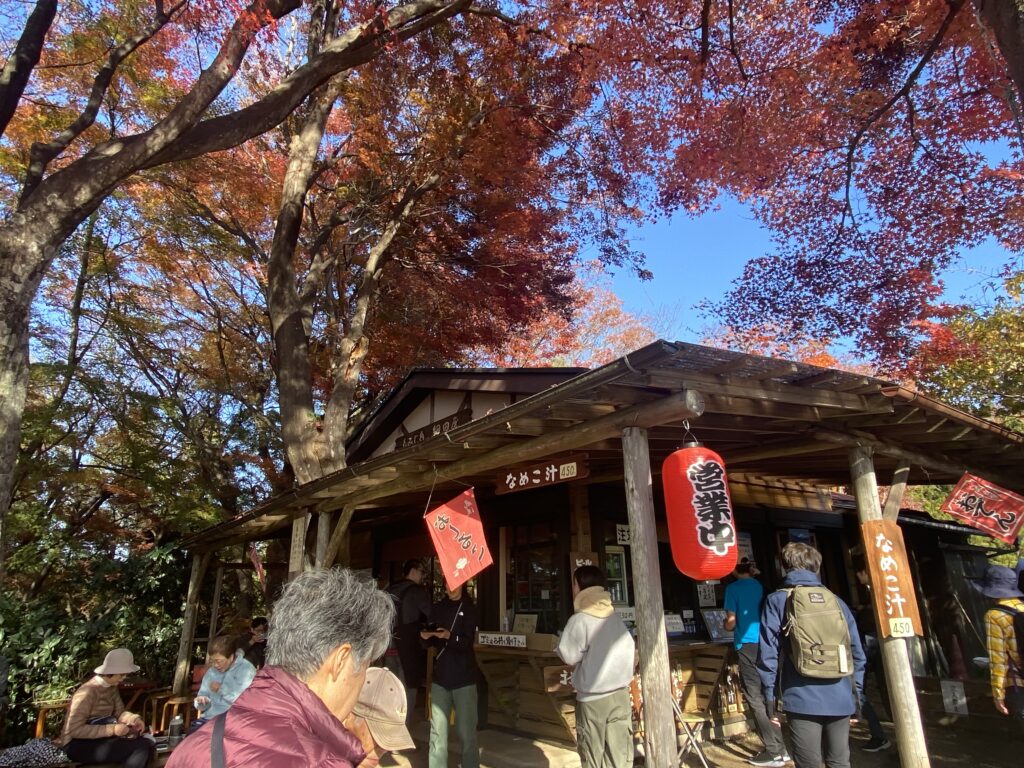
left=994, top=605, right=1024, bottom=676
left=211, top=711, right=227, bottom=768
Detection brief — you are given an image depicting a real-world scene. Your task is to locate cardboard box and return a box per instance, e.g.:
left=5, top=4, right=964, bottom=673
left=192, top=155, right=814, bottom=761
left=526, top=633, right=559, bottom=651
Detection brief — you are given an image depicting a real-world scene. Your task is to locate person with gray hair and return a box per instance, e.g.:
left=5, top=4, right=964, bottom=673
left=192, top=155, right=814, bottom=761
left=168, top=568, right=395, bottom=768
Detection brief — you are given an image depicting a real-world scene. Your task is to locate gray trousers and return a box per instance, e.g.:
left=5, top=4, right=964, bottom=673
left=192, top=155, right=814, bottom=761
left=787, top=713, right=850, bottom=768
left=428, top=683, right=479, bottom=768
left=737, top=643, right=786, bottom=755
left=575, top=688, right=632, bottom=768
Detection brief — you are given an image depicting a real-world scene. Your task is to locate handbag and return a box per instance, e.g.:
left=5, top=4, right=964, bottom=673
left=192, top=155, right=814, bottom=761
left=0, top=739, right=72, bottom=768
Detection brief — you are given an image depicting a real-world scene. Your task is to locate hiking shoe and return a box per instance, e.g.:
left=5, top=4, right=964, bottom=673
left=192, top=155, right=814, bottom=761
left=862, top=737, right=892, bottom=752
left=748, top=752, right=787, bottom=767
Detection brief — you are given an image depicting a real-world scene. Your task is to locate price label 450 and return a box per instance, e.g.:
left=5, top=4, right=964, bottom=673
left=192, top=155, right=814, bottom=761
left=888, top=617, right=914, bottom=638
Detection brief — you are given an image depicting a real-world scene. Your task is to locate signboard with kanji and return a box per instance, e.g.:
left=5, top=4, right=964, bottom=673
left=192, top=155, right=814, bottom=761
left=495, top=454, right=589, bottom=495
left=478, top=632, right=527, bottom=649
left=939, top=473, right=1024, bottom=544
left=543, top=665, right=575, bottom=693
left=862, top=519, right=923, bottom=638
left=396, top=408, right=473, bottom=450
left=424, top=489, right=494, bottom=590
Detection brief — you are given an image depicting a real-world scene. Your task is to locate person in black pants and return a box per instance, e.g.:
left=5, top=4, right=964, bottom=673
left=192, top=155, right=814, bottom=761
left=385, top=559, right=432, bottom=721
left=724, top=559, right=788, bottom=767
left=421, top=583, right=479, bottom=768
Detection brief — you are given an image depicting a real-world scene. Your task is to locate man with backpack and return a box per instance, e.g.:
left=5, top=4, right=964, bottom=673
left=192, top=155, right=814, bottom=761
left=757, top=542, right=865, bottom=768
left=384, top=559, right=432, bottom=722
left=972, top=563, right=1024, bottom=719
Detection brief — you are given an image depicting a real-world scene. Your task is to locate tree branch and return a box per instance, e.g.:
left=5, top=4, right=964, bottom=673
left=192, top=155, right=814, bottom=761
left=20, top=0, right=188, bottom=201
left=0, top=0, right=57, bottom=140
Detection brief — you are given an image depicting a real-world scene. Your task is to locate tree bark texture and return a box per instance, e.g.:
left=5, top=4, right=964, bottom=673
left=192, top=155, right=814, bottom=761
left=975, top=0, right=1024, bottom=108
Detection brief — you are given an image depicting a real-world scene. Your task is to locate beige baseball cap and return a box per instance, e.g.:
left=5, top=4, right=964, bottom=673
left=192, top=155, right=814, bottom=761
left=354, top=667, right=415, bottom=752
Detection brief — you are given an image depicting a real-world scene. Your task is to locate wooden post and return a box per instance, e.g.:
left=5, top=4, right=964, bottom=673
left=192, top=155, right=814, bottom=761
left=882, top=461, right=912, bottom=521
left=173, top=552, right=210, bottom=695
left=315, top=511, right=333, bottom=568
left=622, top=427, right=675, bottom=768
left=570, top=484, right=591, bottom=552
left=207, top=565, right=224, bottom=647
left=322, top=506, right=355, bottom=568
left=848, top=446, right=931, bottom=768
left=498, top=527, right=509, bottom=630
left=288, top=513, right=309, bottom=581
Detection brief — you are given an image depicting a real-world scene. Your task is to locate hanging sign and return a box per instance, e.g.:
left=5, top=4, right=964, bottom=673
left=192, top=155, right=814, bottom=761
left=939, top=473, right=1024, bottom=544
left=425, top=489, right=494, bottom=589
left=615, top=524, right=632, bottom=545
left=862, top=519, right=923, bottom=638
left=662, top=443, right=738, bottom=580
left=495, top=454, right=589, bottom=494
left=249, top=543, right=266, bottom=593
left=570, top=551, right=598, bottom=570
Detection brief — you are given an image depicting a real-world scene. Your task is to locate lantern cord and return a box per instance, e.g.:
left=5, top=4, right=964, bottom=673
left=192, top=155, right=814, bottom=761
left=680, top=419, right=699, bottom=446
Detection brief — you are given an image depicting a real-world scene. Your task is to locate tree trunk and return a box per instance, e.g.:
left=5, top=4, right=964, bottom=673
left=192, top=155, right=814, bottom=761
left=975, top=0, right=1024, bottom=108
left=0, top=228, right=51, bottom=579
left=268, top=85, right=343, bottom=484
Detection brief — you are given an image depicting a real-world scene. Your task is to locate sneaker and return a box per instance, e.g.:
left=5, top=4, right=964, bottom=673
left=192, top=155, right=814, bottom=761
left=862, top=737, right=892, bottom=752
left=748, top=752, right=787, bottom=767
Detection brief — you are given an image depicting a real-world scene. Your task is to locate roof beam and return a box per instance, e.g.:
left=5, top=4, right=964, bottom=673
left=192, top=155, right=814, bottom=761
left=317, top=389, right=706, bottom=513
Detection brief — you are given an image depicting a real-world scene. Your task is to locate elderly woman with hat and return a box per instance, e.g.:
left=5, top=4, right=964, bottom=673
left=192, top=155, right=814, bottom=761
left=973, top=563, right=1024, bottom=719
left=59, top=648, right=155, bottom=768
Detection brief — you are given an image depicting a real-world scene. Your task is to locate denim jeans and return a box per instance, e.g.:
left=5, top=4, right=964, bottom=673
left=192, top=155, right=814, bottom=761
left=428, top=683, right=479, bottom=768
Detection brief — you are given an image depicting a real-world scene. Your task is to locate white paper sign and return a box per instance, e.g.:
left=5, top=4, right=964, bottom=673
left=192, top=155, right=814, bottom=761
left=665, top=613, right=685, bottom=634
left=615, top=606, right=636, bottom=622
left=478, top=632, right=527, bottom=648
left=615, top=524, right=631, bottom=545
left=697, top=582, right=717, bottom=607
left=940, top=679, right=968, bottom=715
left=888, top=616, right=914, bottom=638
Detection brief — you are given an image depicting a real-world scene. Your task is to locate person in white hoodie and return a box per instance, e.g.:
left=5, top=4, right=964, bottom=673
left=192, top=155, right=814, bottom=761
left=556, top=565, right=635, bottom=768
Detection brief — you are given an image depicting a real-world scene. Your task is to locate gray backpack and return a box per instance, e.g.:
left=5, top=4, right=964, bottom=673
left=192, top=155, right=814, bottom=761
left=782, top=585, right=853, bottom=679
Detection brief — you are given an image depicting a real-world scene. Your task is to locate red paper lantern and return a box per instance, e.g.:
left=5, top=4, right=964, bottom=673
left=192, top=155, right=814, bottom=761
left=662, top=443, right=738, bottom=580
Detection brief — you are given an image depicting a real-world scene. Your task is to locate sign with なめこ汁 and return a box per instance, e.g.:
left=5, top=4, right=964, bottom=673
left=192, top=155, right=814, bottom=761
left=495, top=454, right=589, bottom=494
left=861, top=520, right=922, bottom=638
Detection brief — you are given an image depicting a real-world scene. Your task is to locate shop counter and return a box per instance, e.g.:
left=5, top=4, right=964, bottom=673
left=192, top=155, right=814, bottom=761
left=474, top=638, right=746, bottom=745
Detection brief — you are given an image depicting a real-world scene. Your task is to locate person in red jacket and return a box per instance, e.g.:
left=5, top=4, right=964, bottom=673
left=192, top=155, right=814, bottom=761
left=167, top=569, right=395, bottom=768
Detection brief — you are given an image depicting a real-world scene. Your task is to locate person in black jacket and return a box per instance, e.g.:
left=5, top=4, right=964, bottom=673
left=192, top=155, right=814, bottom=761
left=385, top=559, right=432, bottom=722
left=421, top=583, right=478, bottom=768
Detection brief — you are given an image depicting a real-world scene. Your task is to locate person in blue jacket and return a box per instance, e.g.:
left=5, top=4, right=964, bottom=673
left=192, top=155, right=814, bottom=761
left=192, top=635, right=257, bottom=729
left=757, top=542, right=865, bottom=768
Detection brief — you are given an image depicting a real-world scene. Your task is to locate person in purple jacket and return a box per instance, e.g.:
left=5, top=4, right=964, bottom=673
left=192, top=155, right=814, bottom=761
left=167, top=569, right=395, bottom=768
left=757, top=543, right=865, bottom=768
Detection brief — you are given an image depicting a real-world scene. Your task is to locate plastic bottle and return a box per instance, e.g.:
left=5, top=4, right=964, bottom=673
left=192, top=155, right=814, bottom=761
left=168, top=714, right=183, bottom=747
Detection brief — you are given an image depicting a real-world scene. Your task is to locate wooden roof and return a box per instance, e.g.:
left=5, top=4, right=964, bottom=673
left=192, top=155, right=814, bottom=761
left=183, top=340, right=1024, bottom=551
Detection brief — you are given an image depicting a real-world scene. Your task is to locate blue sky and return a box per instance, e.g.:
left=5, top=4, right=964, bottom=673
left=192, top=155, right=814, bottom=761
left=608, top=196, right=1014, bottom=348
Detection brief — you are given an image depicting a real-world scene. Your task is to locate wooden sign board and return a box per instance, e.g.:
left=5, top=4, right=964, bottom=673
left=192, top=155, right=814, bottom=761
left=478, top=632, right=527, bottom=648
left=396, top=408, right=473, bottom=450
left=496, top=454, right=589, bottom=495
left=569, top=551, right=598, bottom=571
left=862, top=519, right=923, bottom=638
left=543, top=664, right=575, bottom=694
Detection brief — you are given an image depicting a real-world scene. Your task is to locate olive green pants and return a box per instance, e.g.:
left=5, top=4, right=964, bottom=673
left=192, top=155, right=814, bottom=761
left=574, top=688, right=633, bottom=768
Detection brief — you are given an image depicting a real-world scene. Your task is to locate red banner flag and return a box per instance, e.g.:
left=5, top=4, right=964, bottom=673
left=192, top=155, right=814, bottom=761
left=249, top=542, right=267, bottom=593
left=940, top=473, right=1024, bottom=544
left=425, top=489, right=494, bottom=590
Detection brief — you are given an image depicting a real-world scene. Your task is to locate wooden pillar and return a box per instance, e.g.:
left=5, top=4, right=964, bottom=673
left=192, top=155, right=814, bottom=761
left=288, top=513, right=310, bottom=581
left=848, top=446, right=931, bottom=768
left=323, top=505, right=356, bottom=568
left=498, top=527, right=509, bottom=631
left=207, top=565, right=224, bottom=647
left=315, top=511, right=333, bottom=568
left=173, top=552, right=210, bottom=695
left=622, top=427, right=675, bottom=768
left=570, top=484, right=591, bottom=552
